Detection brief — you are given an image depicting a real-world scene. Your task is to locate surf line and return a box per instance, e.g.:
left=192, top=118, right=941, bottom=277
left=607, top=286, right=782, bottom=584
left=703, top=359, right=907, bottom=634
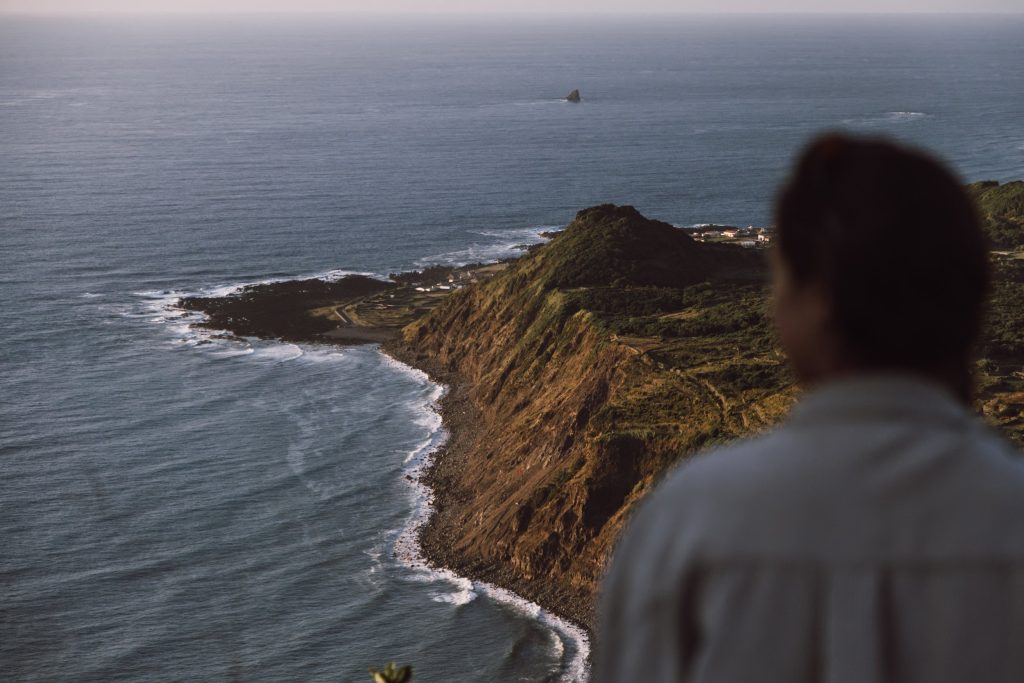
left=384, top=353, right=591, bottom=683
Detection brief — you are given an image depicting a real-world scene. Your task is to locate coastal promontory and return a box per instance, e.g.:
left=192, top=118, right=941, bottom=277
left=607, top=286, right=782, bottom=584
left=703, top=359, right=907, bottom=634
left=387, top=193, right=1024, bottom=630
left=179, top=182, right=1024, bottom=634
left=386, top=205, right=796, bottom=628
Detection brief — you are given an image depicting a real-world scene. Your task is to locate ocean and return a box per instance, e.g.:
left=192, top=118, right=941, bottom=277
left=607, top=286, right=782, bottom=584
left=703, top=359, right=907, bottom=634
left=2, top=13, right=1022, bottom=682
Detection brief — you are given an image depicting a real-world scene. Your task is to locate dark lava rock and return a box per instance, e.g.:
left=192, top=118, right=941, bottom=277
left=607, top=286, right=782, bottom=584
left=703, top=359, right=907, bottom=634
left=179, top=275, right=394, bottom=342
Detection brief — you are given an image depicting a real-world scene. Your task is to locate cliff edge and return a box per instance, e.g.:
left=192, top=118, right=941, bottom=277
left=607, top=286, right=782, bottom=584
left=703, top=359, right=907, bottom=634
left=386, top=205, right=797, bottom=629
left=177, top=183, right=1024, bottom=637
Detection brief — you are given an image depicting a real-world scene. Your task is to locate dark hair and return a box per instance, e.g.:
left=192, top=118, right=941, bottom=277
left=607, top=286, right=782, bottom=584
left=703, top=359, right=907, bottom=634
left=775, top=133, right=989, bottom=379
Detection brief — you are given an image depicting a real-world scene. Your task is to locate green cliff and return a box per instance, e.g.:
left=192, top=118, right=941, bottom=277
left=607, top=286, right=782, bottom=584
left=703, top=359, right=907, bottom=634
left=969, top=180, right=1024, bottom=249
left=388, top=205, right=797, bottom=629
left=180, top=181, right=1024, bottom=635
left=391, top=197, right=1024, bottom=632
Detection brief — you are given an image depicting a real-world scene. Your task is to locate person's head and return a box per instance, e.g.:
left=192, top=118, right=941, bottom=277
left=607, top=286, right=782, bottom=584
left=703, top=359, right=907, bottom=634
left=772, top=133, right=989, bottom=400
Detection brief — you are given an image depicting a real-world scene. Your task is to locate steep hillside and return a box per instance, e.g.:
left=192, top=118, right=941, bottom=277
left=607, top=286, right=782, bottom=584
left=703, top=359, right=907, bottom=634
left=389, top=200, right=1024, bottom=632
left=968, top=180, right=1024, bottom=249
left=178, top=188, right=1024, bottom=636
left=387, top=206, right=796, bottom=629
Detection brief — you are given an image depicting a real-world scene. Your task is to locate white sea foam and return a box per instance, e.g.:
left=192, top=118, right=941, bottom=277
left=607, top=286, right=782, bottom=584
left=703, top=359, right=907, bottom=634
left=414, top=225, right=555, bottom=267
left=187, top=268, right=386, bottom=300
left=316, top=268, right=384, bottom=281
left=126, top=260, right=590, bottom=677
left=885, top=110, right=929, bottom=120
left=129, top=289, right=235, bottom=353
left=481, top=582, right=591, bottom=682
left=204, top=345, right=255, bottom=359
left=379, top=353, right=435, bottom=386
left=128, top=267, right=380, bottom=357
left=386, top=353, right=591, bottom=682
left=842, top=111, right=931, bottom=126
left=0, top=90, right=70, bottom=106
left=251, top=344, right=304, bottom=363
left=132, top=222, right=550, bottom=355
left=430, top=575, right=479, bottom=605
left=359, top=542, right=387, bottom=591
left=130, top=240, right=585, bottom=674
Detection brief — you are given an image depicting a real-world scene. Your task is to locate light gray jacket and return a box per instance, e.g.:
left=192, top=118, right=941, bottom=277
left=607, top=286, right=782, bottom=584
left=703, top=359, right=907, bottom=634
left=595, top=374, right=1024, bottom=683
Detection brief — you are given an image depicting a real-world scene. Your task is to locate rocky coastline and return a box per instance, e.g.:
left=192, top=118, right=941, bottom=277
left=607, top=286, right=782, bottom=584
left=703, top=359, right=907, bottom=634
left=383, top=341, right=601, bottom=631
left=177, top=180, right=1024, bottom=649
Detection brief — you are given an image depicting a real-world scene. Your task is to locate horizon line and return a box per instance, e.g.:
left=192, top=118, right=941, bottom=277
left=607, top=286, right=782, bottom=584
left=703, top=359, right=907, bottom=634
left=3, top=9, right=1024, bottom=16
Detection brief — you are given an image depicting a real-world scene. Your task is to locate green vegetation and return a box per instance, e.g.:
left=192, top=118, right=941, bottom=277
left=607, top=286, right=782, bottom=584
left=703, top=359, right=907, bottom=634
left=562, top=285, right=690, bottom=316
left=968, top=180, right=1024, bottom=249
left=983, top=259, right=1024, bottom=359
left=184, top=184, right=1024, bottom=636
left=593, top=286, right=769, bottom=341
left=179, top=263, right=509, bottom=344
left=179, top=276, right=394, bottom=341
left=393, top=191, right=1024, bottom=634
left=528, top=204, right=763, bottom=290
left=393, top=203, right=799, bottom=630
left=369, top=663, right=412, bottom=683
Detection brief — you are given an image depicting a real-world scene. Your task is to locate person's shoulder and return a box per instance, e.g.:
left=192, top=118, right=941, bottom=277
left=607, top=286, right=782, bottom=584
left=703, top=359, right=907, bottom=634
left=963, top=422, right=1024, bottom=501
left=972, top=422, right=1024, bottom=466
left=656, top=428, right=802, bottom=505
left=618, top=430, right=801, bottom=551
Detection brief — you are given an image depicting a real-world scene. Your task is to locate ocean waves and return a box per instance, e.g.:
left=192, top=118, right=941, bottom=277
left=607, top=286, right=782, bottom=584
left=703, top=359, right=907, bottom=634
left=130, top=270, right=590, bottom=679
left=841, top=110, right=932, bottom=127
left=414, top=225, right=555, bottom=267
left=387, top=354, right=591, bottom=682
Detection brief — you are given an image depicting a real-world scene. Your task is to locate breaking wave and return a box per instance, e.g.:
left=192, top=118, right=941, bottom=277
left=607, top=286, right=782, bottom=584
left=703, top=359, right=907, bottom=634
left=388, top=355, right=592, bottom=682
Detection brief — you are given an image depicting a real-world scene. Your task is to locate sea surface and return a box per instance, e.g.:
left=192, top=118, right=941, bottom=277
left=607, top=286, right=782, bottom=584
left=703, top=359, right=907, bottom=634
left=2, top=13, right=1022, bottom=682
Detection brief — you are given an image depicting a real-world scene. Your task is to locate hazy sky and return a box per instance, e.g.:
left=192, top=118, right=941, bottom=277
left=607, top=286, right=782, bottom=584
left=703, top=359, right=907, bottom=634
left=3, top=0, right=1023, bottom=14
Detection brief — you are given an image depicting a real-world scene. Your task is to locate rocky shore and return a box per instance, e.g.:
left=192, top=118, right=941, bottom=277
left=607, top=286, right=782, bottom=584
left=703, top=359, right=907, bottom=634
left=380, top=205, right=793, bottom=636
left=178, top=181, right=1024, bottom=644
left=383, top=341, right=601, bottom=630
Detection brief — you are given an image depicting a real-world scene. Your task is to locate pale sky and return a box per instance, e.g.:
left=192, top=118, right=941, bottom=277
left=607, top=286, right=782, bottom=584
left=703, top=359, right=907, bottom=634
left=2, top=0, right=1023, bottom=14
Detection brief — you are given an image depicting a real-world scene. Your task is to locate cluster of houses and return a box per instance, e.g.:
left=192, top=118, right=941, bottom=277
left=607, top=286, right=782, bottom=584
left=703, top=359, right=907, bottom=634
left=692, top=225, right=774, bottom=249
left=413, top=269, right=481, bottom=293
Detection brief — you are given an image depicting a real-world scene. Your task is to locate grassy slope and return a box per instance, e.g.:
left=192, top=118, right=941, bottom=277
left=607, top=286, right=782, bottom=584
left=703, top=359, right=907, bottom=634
left=972, top=181, right=1024, bottom=441
left=396, top=187, right=1024, bottom=631
left=395, top=206, right=794, bottom=628
left=968, top=180, right=1024, bottom=250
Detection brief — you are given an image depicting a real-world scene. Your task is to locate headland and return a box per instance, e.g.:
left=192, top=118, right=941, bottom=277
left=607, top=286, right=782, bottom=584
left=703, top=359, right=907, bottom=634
left=178, top=180, right=1024, bottom=636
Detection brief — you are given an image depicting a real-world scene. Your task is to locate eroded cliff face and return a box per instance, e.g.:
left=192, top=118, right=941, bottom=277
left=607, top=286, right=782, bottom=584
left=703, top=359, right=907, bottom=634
left=387, top=199, right=1024, bottom=632
left=389, top=205, right=797, bottom=629
left=175, top=188, right=1024, bottom=636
